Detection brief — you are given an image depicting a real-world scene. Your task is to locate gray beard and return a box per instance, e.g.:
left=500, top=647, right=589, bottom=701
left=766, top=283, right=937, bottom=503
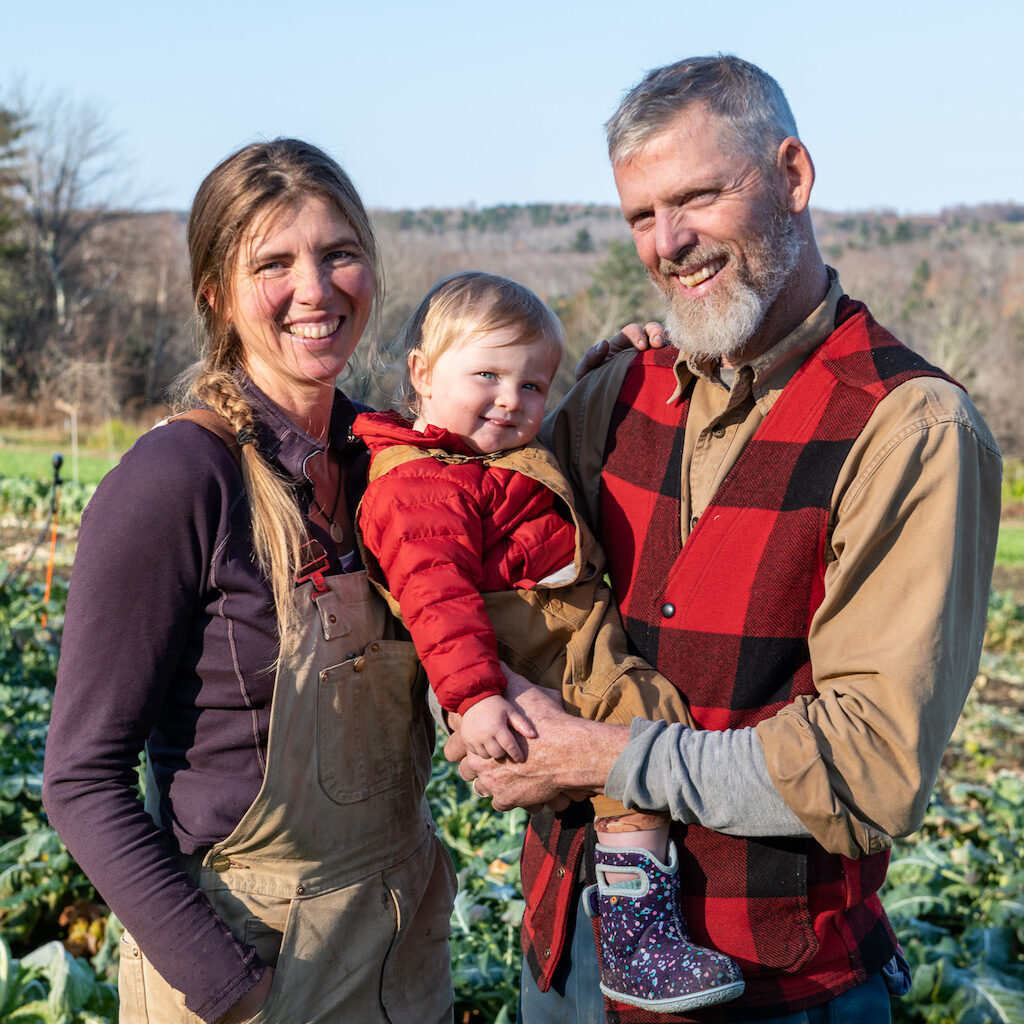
left=660, top=209, right=802, bottom=365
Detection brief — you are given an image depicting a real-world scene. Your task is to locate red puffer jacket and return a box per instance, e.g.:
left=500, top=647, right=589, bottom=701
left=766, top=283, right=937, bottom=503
left=354, top=411, right=576, bottom=715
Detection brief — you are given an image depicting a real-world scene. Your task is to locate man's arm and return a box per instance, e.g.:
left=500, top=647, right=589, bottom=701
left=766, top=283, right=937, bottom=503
left=450, top=671, right=809, bottom=841
left=757, top=377, right=1002, bottom=856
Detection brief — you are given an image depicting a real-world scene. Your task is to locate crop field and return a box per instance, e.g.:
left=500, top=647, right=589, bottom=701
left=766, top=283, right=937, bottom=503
left=0, top=462, right=1022, bottom=1022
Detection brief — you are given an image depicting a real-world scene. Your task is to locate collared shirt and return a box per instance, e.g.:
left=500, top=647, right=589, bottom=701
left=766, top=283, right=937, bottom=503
left=541, top=271, right=1002, bottom=857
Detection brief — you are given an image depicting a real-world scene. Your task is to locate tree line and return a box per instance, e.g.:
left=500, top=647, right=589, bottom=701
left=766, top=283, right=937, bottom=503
left=2, top=89, right=1021, bottom=458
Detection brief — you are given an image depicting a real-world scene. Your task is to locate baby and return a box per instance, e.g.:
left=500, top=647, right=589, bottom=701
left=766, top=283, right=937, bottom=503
left=354, top=271, right=743, bottom=1014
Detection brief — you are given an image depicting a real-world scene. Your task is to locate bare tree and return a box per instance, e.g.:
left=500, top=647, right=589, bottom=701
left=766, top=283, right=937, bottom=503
left=1, top=85, right=135, bottom=406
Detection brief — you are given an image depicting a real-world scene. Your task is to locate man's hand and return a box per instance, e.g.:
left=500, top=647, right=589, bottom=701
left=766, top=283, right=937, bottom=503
left=444, top=666, right=630, bottom=812
left=574, top=322, right=670, bottom=381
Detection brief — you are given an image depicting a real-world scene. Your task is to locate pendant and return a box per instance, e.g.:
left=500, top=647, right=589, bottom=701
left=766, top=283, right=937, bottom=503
left=329, top=521, right=346, bottom=545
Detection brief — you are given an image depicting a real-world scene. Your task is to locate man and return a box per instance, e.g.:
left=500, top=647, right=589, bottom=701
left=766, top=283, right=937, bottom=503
left=447, top=55, right=1002, bottom=1023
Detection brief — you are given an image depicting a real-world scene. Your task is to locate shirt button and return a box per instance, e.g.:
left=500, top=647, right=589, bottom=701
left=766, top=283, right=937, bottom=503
left=662, top=603, right=675, bottom=618
left=211, top=854, right=231, bottom=872
left=711, top=424, right=726, bottom=438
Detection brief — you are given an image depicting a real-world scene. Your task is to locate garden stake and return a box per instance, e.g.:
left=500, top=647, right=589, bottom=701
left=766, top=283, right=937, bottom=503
left=42, top=453, right=63, bottom=628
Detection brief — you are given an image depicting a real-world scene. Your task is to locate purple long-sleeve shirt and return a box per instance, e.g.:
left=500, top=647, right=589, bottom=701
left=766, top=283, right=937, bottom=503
left=42, top=384, right=368, bottom=1022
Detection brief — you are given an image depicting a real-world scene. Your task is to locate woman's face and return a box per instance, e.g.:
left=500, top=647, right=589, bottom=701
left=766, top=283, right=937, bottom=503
left=226, top=195, right=374, bottom=418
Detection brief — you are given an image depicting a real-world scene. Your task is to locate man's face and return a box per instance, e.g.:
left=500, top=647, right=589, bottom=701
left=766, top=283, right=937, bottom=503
left=613, top=105, right=800, bottom=364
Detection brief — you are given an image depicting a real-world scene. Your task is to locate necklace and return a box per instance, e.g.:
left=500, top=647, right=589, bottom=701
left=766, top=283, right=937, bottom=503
left=311, top=466, right=346, bottom=545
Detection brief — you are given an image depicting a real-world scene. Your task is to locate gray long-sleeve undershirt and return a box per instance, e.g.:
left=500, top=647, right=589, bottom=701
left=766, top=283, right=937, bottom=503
left=605, top=719, right=810, bottom=837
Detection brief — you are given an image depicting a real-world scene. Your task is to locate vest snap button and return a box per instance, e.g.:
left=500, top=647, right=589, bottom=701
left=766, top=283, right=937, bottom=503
left=712, top=423, right=726, bottom=438
left=296, top=885, right=306, bottom=896
left=690, top=515, right=699, bottom=530
left=557, top=866, right=565, bottom=878
left=354, top=657, right=366, bottom=672
left=211, top=854, right=231, bottom=872
left=369, top=642, right=380, bottom=653
left=661, top=602, right=675, bottom=618
left=544, top=948, right=551, bottom=958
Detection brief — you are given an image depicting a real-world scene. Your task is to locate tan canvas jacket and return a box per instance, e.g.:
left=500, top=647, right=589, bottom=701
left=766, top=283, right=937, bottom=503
left=540, top=273, right=1002, bottom=857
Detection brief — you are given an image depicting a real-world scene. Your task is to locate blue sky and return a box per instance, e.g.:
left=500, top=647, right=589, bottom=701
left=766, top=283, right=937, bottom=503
left=3, top=0, right=1021, bottom=215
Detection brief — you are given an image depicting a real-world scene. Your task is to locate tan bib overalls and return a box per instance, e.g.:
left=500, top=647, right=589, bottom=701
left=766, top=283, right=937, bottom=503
left=118, top=570, right=456, bottom=1024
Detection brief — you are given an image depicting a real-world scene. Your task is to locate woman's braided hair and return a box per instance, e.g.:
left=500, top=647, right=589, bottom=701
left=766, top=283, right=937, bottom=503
left=178, top=139, right=382, bottom=652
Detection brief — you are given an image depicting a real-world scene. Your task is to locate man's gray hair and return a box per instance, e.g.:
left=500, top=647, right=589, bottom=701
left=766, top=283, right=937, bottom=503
left=606, top=55, right=799, bottom=172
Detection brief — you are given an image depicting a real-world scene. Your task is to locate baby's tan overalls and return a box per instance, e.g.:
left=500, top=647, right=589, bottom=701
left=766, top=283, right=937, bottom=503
left=118, top=569, right=456, bottom=1023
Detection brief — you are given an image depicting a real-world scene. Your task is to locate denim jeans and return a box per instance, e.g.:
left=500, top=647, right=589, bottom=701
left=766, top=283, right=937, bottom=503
left=517, top=891, right=893, bottom=1024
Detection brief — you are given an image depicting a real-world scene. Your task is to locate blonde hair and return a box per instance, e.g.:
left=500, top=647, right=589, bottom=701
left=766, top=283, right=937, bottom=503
left=178, top=138, right=382, bottom=651
left=389, top=271, right=564, bottom=417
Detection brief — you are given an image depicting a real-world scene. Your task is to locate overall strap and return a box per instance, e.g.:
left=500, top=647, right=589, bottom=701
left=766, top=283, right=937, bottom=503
left=366, top=443, right=435, bottom=483
left=169, top=408, right=243, bottom=467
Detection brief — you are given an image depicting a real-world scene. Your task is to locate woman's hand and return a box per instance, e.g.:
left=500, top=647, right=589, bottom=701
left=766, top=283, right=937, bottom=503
left=574, top=322, right=670, bottom=381
left=215, top=967, right=274, bottom=1024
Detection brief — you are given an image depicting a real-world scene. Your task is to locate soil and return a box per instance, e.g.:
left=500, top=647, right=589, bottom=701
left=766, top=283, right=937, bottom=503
left=991, top=564, right=1024, bottom=602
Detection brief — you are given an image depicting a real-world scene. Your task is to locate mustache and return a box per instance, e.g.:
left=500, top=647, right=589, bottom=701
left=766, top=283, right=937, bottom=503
left=657, top=247, right=731, bottom=278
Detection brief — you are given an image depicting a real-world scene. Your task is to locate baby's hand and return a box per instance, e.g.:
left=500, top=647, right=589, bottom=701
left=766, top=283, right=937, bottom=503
left=460, top=694, right=537, bottom=763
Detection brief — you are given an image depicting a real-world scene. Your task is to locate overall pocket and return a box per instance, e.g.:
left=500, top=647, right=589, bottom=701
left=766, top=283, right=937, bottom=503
left=317, top=640, right=427, bottom=805
left=245, top=874, right=399, bottom=1024
left=381, top=833, right=457, bottom=1024
left=117, top=929, right=208, bottom=1023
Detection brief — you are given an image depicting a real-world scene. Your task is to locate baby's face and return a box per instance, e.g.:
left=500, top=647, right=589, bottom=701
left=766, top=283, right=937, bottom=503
left=412, top=328, right=559, bottom=454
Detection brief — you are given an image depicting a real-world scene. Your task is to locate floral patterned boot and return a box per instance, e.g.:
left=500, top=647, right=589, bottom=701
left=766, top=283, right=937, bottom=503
left=588, top=841, right=745, bottom=1013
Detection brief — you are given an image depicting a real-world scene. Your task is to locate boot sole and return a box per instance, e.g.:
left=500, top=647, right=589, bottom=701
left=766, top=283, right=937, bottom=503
left=600, top=979, right=745, bottom=1013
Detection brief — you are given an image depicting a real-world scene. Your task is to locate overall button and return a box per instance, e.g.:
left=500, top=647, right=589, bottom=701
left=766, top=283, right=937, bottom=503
left=211, top=854, right=231, bottom=872
left=661, top=603, right=676, bottom=618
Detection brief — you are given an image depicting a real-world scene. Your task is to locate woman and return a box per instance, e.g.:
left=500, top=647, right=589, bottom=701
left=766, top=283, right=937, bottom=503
left=42, top=139, right=456, bottom=1024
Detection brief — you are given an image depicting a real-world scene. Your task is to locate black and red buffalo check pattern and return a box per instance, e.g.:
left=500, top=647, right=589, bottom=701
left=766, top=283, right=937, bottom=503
left=520, top=297, right=954, bottom=1019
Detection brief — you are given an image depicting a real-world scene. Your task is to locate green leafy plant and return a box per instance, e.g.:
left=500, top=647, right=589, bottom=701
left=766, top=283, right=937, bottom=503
left=1, top=478, right=1024, bottom=1021
left=0, top=934, right=118, bottom=1023
left=428, top=753, right=527, bottom=1024
left=887, top=774, right=1024, bottom=1023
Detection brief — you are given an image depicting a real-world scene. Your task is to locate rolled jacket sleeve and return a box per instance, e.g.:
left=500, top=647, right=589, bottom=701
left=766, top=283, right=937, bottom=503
left=757, top=376, right=1001, bottom=857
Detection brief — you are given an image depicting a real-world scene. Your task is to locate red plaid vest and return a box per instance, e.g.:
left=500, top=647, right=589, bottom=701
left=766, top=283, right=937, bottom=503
left=520, top=298, right=954, bottom=1019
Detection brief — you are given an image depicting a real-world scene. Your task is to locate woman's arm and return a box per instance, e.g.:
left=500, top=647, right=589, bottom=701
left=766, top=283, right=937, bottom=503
left=43, top=425, right=267, bottom=1023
